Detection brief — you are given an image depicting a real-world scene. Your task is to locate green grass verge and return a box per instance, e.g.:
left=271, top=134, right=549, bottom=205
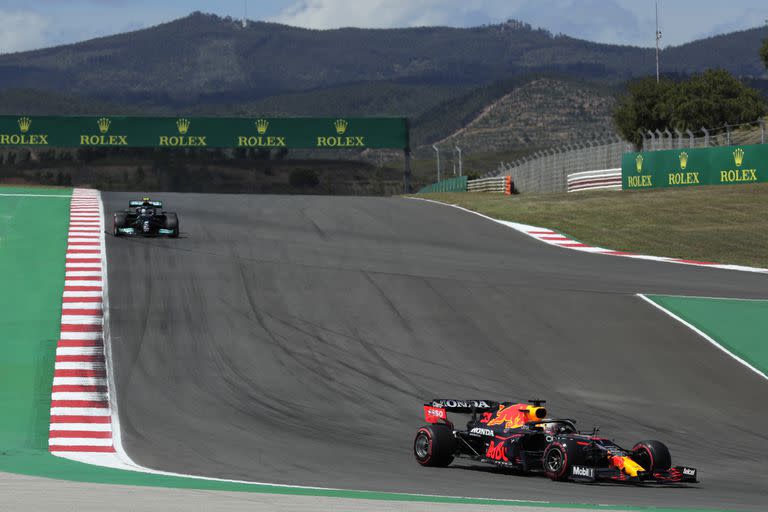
left=0, top=189, right=743, bottom=511
left=415, top=183, right=768, bottom=268
left=645, top=295, right=768, bottom=377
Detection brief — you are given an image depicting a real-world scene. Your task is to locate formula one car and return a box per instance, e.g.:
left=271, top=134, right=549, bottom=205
left=413, top=399, right=698, bottom=484
left=113, top=197, right=179, bottom=237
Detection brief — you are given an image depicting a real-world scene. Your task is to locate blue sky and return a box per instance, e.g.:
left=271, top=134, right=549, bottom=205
left=0, top=0, right=767, bottom=54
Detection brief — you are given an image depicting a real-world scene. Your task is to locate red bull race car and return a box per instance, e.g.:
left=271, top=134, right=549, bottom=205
left=413, top=399, right=698, bottom=484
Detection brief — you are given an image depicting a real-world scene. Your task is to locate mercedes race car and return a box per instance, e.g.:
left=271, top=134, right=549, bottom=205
left=113, top=197, right=179, bottom=237
left=414, top=399, right=698, bottom=485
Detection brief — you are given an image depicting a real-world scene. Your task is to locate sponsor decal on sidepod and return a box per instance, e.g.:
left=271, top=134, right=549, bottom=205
left=572, top=466, right=595, bottom=478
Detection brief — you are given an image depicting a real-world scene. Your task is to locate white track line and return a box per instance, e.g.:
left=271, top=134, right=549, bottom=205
left=637, top=294, right=768, bottom=382
left=409, top=197, right=768, bottom=275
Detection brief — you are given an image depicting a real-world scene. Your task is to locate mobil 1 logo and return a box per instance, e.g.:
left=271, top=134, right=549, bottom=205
left=571, top=465, right=595, bottom=480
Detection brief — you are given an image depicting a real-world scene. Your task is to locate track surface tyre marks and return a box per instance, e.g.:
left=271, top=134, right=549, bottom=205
left=103, top=193, right=768, bottom=510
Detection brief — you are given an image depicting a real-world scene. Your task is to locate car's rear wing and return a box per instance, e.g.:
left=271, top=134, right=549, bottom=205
left=427, top=399, right=499, bottom=413
left=129, top=200, right=163, bottom=208
left=423, top=399, right=499, bottom=424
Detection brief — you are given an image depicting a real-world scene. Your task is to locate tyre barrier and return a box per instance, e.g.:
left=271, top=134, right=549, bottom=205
left=567, top=169, right=621, bottom=192
left=467, top=176, right=512, bottom=194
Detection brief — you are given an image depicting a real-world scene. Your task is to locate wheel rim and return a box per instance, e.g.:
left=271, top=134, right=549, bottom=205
left=415, top=433, right=430, bottom=459
left=545, top=448, right=563, bottom=472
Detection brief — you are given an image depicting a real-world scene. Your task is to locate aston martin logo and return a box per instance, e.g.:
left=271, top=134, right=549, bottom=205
left=17, top=117, right=31, bottom=133
left=255, top=119, right=269, bottom=135
left=635, top=154, right=643, bottom=173
left=176, top=118, right=190, bottom=135
left=733, top=147, right=744, bottom=167
left=97, top=117, right=111, bottom=134
left=679, top=152, right=689, bottom=170
left=334, top=118, right=348, bottom=135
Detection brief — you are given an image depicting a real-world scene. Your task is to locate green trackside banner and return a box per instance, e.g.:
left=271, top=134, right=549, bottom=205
left=0, top=116, right=409, bottom=150
left=622, top=143, right=767, bottom=190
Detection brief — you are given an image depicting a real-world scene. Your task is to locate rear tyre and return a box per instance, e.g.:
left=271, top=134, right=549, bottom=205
left=113, top=213, right=127, bottom=237
left=413, top=424, right=456, bottom=467
left=543, top=441, right=582, bottom=481
left=164, top=213, right=179, bottom=238
left=631, top=440, right=671, bottom=473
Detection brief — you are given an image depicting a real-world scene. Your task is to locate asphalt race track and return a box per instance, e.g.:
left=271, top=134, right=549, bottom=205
left=103, top=192, right=768, bottom=510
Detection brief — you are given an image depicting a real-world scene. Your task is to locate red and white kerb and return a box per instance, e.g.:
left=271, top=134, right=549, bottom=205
left=49, top=188, right=115, bottom=455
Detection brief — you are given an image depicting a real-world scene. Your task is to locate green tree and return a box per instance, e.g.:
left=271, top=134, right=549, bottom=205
left=672, top=69, right=765, bottom=130
left=613, top=77, right=677, bottom=146
left=761, top=39, right=768, bottom=69
left=614, top=70, right=765, bottom=147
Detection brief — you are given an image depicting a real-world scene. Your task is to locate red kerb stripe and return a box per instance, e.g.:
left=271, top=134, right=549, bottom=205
left=62, top=297, right=102, bottom=303
left=57, top=340, right=103, bottom=347
left=55, top=354, right=105, bottom=363
left=60, top=309, right=103, bottom=316
left=53, top=369, right=106, bottom=378
left=49, top=445, right=115, bottom=453
left=50, top=400, right=109, bottom=408
left=60, top=324, right=102, bottom=333
left=51, top=385, right=107, bottom=393
left=49, top=431, right=112, bottom=439
left=50, top=415, right=111, bottom=424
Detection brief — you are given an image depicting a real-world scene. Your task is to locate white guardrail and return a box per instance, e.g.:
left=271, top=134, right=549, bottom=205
left=468, top=176, right=512, bottom=193
left=567, top=168, right=622, bottom=192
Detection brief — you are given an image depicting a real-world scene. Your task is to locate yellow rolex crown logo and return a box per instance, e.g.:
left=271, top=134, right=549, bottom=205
left=97, top=117, right=111, bottom=134
left=334, top=119, right=348, bottom=135
left=176, top=118, right=191, bottom=135
left=679, top=152, right=688, bottom=170
left=733, top=147, right=744, bottom=167
left=17, top=117, right=32, bottom=133
left=255, top=119, right=269, bottom=135
left=635, top=154, right=643, bottom=173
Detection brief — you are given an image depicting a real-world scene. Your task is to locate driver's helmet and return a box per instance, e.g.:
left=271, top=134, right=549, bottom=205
left=540, top=422, right=566, bottom=435
left=539, top=422, right=560, bottom=434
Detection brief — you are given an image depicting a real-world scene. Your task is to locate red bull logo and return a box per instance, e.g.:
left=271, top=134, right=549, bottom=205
left=484, top=404, right=546, bottom=430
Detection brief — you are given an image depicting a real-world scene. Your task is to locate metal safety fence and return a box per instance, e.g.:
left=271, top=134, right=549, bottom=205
left=641, top=119, right=766, bottom=151
left=489, top=137, right=632, bottom=194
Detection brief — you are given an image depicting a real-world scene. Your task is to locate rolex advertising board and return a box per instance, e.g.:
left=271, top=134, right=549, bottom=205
left=0, top=116, right=409, bottom=149
left=622, top=144, right=766, bottom=190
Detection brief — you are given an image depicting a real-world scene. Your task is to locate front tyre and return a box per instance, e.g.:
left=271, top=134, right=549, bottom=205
left=113, top=213, right=127, bottom=237
left=543, top=441, right=582, bottom=481
left=164, top=213, right=179, bottom=238
left=631, top=440, right=671, bottom=473
left=413, top=424, right=456, bottom=467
